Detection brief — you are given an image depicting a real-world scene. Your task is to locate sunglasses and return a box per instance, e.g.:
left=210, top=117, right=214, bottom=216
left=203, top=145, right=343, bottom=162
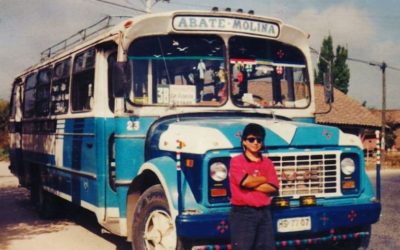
left=245, top=137, right=263, bottom=143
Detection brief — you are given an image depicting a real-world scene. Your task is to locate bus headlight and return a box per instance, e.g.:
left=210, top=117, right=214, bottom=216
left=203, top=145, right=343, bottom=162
left=210, top=162, right=228, bottom=182
left=341, top=158, right=355, bottom=175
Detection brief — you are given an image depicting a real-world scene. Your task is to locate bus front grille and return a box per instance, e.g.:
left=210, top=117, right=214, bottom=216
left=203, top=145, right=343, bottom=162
left=268, top=151, right=340, bottom=198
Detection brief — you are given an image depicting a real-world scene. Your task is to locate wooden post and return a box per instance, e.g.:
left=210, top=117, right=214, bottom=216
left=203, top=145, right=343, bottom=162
left=381, top=62, right=387, bottom=161
left=375, top=130, right=381, bottom=201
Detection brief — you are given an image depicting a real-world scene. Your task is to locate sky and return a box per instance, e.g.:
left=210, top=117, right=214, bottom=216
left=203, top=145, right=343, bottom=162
left=0, top=0, right=399, bottom=109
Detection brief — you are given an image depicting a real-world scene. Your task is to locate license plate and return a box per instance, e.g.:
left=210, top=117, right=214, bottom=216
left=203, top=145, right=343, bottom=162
left=277, top=216, right=311, bottom=232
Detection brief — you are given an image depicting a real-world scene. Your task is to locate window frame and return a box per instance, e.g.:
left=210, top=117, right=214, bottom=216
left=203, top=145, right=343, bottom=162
left=35, top=67, right=52, bottom=117
left=126, top=34, right=227, bottom=107
left=228, top=36, right=311, bottom=109
left=23, top=73, right=38, bottom=118
left=51, top=57, right=71, bottom=115
left=71, top=47, right=96, bottom=113
left=9, top=79, right=22, bottom=120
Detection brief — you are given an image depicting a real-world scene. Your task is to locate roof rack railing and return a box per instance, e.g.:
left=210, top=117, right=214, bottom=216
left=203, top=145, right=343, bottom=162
left=40, top=15, right=132, bottom=61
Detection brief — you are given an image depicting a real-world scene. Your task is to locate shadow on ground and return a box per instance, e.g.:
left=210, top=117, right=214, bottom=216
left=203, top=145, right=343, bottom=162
left=0, top=181, right=130, bottom=250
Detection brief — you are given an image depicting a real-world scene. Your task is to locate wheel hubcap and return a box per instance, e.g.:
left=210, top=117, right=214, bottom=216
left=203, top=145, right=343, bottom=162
left=144, top=210, right=177, bottom=250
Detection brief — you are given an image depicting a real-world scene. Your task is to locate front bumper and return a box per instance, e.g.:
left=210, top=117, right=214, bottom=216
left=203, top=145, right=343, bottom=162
left=176, top=202, right=381, bottom=242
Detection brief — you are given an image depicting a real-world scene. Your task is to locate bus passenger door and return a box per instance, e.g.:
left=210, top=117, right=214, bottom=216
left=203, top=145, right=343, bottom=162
left=101, top=49, right=125, bottom=234
left=65, top=47, right=98, bottom=209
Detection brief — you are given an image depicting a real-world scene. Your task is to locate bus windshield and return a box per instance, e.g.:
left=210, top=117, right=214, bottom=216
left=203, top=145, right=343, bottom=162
left=229, top=36, right=310, bottom=108
left=126, top=34, right=310, bottom=108
left=127, top=35, right=226, bottom=106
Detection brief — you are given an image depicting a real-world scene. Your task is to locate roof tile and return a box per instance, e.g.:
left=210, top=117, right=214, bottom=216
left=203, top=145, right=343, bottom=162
left=315, top=85, right=381, bottom=128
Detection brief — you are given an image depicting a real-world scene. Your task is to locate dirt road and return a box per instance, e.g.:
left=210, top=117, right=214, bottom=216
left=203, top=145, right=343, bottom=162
left=0, top=161, right=130, bottom=250
left=2, top=160, right=398, bottom=250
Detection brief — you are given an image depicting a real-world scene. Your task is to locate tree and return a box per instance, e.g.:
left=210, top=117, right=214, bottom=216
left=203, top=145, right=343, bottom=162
left=385, top=117, right=398, bottom=150
left=316, top=35, right=351, bottom=94
left=333, top=45, right=350, bottom=93
left=0, top=99, right=9, bottom=152
left=315, top=35, right=334, bottom=84
left=0, top=99, right=9, bottom=131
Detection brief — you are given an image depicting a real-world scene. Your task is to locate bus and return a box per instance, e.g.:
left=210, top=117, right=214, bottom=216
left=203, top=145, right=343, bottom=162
left=8, top=9, right=381, bottom=250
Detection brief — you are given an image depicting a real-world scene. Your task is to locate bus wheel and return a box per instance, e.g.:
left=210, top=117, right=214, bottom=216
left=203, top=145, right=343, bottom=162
left=34, top=182, right=59, bottom=219
left=132, top=184, right=183, bottom=250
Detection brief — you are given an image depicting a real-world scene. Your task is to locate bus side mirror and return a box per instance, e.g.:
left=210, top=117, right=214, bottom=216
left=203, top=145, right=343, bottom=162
left=323, top=71, right=334, bottom=103
left=112, top=62, right=131, bottom=98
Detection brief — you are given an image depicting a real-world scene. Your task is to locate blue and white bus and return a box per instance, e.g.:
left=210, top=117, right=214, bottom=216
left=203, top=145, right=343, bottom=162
left=9, top=9, right=380, bottom=250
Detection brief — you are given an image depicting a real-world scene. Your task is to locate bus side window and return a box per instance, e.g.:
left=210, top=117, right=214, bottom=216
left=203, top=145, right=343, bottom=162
left=71, top=48, right=96, bottom=112
left=51, top=58, right=71, bottom=114
left=36, top=67, right=52, bottom=117
left=23, top=73, right=38, bottom=118
left=10, top=79, right=22, bottom=121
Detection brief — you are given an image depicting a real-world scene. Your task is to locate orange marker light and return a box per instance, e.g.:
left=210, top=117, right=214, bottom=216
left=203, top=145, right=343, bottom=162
left=124, top=20, right=133, bottom=29
left=342, top=180, right=356, bottom=189
left=210, top=188, right=227, bottom=197
left=186, top=159, right=194, bottom=168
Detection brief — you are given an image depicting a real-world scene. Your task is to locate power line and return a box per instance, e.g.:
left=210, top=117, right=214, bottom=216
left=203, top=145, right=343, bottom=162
left=311, top=47, right=394, bottom=156
left=347, top=57, right=400, bottom=72
left=387, top=65, right=400, bottom=71
left=93, top=0, right=147, bottom=13
left=311, top=47, right=400, bottom=72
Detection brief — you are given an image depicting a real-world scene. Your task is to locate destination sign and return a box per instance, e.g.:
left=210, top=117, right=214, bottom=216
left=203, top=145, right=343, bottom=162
left=173, top=16, right=279, bottom=38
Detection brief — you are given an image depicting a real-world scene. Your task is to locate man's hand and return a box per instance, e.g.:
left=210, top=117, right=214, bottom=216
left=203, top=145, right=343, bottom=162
left=254, top=183, right=278, bottom=194
left=241, top=175, right=267, bottom=189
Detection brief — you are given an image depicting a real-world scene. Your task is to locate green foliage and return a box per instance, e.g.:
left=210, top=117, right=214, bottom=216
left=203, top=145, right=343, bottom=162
left=316, top=34, right=350, bottom=94
left=316, top=35, right=334, bottom=84
left=333, top=46, right=350, bottom=93
left=0, top=99, right=9, bottom=157
left=386, top=119, right=398, bottom=150
left=0, top=99, right=9, bottom=130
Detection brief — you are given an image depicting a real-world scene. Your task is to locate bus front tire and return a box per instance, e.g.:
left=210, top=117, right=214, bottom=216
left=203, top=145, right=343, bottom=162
left=131, top=184, right=183, bottom=250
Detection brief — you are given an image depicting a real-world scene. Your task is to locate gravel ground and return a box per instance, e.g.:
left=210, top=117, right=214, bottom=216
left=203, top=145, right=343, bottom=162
left=0, top=161, right=130, bottom=250
left=1, top=161, right=399, bottom=250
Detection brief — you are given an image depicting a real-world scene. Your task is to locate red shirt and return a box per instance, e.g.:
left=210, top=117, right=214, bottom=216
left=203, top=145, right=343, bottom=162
left=229, top=154, right=279, bottom=207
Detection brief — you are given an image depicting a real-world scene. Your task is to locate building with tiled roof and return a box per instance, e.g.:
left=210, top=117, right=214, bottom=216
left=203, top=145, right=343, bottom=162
left=371, top=110, right=400, bottom=124
left=314, top=84, right=382, bottom=151
left=315, top=84, right=381, bottom=129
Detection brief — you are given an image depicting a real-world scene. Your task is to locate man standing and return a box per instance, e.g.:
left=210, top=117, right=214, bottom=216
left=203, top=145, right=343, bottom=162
left=229, top=123, right=279, bottom=250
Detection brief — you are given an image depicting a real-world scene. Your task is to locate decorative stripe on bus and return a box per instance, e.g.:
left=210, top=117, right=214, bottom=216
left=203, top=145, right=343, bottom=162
left=56, top=132, right=95, bottom=137
left=114, top=134, right=146, bottom=139
left=43, top=185, right=121, bottom=218
left=46, top=164, right=97, bottom=179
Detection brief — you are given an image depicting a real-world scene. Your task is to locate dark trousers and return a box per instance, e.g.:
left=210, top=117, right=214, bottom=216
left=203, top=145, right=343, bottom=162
left=229, top=206, right=276, bottom=250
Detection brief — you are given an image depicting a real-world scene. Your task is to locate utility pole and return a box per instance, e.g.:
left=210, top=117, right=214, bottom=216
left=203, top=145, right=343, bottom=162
left=380, top=62, right=387, bottom=161
left=369, top=62, right=387, bottom=160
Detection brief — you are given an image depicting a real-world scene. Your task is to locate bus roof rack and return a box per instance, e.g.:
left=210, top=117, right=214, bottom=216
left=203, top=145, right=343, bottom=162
left=40, top=15, right=132, bottom=62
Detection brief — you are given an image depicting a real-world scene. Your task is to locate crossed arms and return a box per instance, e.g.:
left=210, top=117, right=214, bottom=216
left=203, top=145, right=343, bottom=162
left=241, top=175, right=278, bottom=194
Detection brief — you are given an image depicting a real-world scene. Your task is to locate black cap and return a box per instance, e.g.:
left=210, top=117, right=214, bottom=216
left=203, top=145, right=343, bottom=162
left=242, top=123, right=265, bottom=140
